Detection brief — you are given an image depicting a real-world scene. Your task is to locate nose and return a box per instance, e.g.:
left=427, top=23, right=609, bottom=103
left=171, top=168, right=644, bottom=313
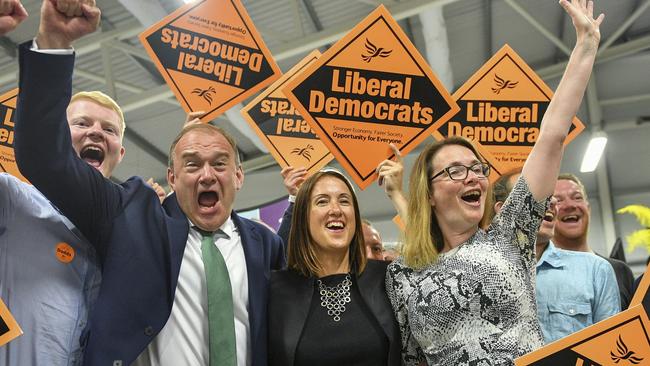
left=548, top=196, right=558, bottom=213
left=328, top=202, right=342, bottom=216
left=198, top=164, right=216, bottom=185
left=464, top=169, right=480, bottom=183
left=87, top=122, right=104, bottom=140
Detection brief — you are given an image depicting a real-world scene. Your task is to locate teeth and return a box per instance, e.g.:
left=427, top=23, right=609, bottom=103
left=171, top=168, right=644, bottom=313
left=561, top=215, right=578, bottom=222
left=326, top=221, right=344, bottom=229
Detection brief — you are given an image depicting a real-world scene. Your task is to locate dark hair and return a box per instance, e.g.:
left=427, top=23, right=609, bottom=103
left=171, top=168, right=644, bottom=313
left=287, top=170, right=367, bottom=277
left=485, top=168, right=523, bottom=224
left=168, top=123, right=240, bottom=169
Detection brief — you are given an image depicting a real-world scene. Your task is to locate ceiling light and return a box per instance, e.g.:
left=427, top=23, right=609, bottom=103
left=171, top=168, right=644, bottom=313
left=580, top=131, right=608, bottom=173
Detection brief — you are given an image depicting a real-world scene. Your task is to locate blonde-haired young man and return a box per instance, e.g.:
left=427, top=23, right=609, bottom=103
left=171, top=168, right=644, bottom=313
left=1, top=8, right=130, bottom=360
left=1, top=88, right=127, bottom=364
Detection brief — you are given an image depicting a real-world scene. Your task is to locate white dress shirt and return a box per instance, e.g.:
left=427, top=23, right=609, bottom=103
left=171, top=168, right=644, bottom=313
left=133, top=218, right=250, bottom=366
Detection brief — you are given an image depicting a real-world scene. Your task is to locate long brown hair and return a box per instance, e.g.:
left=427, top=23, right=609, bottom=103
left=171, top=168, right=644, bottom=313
left=287, top=170, right=367, bottom=277
left=403, top=136, right=487, bottom=269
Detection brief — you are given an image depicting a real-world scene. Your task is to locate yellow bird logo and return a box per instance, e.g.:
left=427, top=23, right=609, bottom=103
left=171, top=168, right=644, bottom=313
left=362, top=38, right=392, bottom=63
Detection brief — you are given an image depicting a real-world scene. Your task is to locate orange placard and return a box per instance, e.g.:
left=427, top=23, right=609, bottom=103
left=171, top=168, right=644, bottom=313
left=241, top=50, right=334, bottom=175
left=392, top=214, right=405, bottom=231
left=516, top=305, right=650, bottom=365
left=139, top=0, right=281, bottom=122
left=284, top=5, right=459, bottom=189
left=432, top=44, right=585, bottom=174
left=0, top=88, right=29, bottom=184
left=0, top=297, right=22, bottom=346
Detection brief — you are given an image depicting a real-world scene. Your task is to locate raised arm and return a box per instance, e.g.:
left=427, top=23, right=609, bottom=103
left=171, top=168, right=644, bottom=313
left=14, top=0, right=118, bottom=248
left=0, top=0, right=27, bottom=35
left=276, top=166, right=307, bottom=245
left=376, top=143, right=408, bottom=220
left=522, top=0, right=604, bottom=201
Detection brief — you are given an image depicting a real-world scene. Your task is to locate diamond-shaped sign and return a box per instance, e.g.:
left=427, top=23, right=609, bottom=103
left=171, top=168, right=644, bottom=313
left=432, top=44, right=585, bottom=175
left=516, top=305, right=650, bottom=366
left=241, top=50, right=334, bottom=175
left=284, top=5, right=459, bottom=189
left=0, top=297, right=22, bottom=346
left=0, top=88, right=28, bottom=184
left=139, top=0, right=281, bottom=122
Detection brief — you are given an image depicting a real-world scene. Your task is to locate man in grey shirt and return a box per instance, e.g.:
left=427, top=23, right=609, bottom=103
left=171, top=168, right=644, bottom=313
left=0, top=3, right=130, bottom=361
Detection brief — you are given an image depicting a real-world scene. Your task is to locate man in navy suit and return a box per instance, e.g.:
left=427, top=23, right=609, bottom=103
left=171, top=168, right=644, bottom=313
left=14, top=1, right=285, bottom=365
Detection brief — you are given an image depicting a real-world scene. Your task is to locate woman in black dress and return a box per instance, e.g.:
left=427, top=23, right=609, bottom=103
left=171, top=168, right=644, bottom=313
left=268, top=169, right=400, bottom=366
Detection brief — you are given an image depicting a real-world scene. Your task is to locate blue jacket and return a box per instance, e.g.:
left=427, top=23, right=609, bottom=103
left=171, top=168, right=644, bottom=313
left=14, top=42, right=285, bottom=366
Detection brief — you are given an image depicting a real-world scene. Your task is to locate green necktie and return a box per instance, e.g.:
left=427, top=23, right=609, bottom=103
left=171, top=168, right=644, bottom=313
left=200, top=231, right=237, bottom=366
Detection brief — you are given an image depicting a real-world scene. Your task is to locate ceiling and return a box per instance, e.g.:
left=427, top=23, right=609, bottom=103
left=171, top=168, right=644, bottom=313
left=2, top=0, right=650, bottom=267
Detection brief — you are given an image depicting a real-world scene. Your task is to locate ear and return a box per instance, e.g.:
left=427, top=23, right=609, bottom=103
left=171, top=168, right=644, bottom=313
left=118, top=146, right=126, bottom=163
left=429, top=190, right=435, bottom=207
left=494, top=201, right=504, bottom=214
left=235, top=165, right=244, bottom=191
left=167, top=167, right=176, bottom=191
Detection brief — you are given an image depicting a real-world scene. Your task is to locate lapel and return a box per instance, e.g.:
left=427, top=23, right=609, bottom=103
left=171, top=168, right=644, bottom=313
left=283, top=272, right=315, bottom=366
left=162, top=192, right=190, bottom=292
left=231, top=213, right=264, bottom=341
left=356, top=261, right=398, bottom=362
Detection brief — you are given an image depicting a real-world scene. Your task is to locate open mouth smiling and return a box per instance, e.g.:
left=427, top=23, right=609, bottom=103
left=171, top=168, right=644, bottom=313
left=80, top=146, right=104, bottom=168
left=461, top=189, right=481, bottom=203
left=326, top=221, right=345, bottom=231
left=198, top=191, right=218, bottom=208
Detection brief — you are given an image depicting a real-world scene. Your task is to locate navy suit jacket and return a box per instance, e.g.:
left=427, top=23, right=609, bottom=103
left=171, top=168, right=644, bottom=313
left=15, top=43, right=285, bottom=366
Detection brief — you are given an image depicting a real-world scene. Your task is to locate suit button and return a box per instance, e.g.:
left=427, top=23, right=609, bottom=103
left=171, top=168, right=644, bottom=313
left=144, top=326, right=154, bottom=336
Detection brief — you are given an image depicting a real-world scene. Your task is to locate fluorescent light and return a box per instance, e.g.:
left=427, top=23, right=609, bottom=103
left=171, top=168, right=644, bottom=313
left=183, top=0, right=195, bottom=3
left=580, top=131, right=608, bottom=173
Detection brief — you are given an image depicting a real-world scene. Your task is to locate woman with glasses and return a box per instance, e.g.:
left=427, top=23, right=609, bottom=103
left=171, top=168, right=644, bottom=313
left=268, top=169, right=401, bottom=366
left=385, top=1, right=604, bottom=365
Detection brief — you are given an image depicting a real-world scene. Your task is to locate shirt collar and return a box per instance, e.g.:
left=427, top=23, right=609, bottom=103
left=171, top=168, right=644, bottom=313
left=536, top=241, right=565, bottom=269
left=189, top=217, right=235, bottom=240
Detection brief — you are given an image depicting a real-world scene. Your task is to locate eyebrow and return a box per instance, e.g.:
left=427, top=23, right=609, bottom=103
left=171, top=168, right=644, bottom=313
left=179, top=150, right=230, bottom=161
left=442, top=159, right=481, bottom=167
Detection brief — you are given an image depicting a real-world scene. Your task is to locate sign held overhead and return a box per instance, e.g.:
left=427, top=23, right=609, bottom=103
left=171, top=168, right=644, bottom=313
left=432, top=44, right=585, bottom=175
left=284, top=5, right=459, bottom=189
left=140, top=0, right=282, bottom=122
left=241, top=50, right=334, bottom=175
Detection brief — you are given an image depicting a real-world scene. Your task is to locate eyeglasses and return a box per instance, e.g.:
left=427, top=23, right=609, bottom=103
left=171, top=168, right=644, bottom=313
left=430, top=162, right=490, bottom=182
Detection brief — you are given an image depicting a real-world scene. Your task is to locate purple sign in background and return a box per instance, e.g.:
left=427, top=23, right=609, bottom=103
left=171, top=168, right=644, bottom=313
left=240, top=197, right=289, bottom=232
left=260, top=198, right=290, bottom=232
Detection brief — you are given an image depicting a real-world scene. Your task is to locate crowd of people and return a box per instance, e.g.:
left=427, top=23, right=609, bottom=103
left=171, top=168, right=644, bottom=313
left=0, top=0, right=642, bottom=365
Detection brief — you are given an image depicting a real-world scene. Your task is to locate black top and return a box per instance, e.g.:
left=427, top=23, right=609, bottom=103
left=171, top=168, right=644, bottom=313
left=599, top=255, right=635, bottom=309
left=294, top=274, right=388, bottom=366
left=268, top=260, right=401, bottom=366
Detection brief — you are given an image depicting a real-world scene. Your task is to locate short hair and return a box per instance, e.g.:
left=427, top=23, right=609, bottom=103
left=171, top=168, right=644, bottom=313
left=485, top=168, right=523, bottom=223
left=403, top=136, right=488, bottom=269
left=557, top=173, right=588, bottom=201
left=287, top=169, right=367, bottom=277
left=492, top=168, right=522, bottom=203
left=168, top=123, right=240, bottom=169
left=69, top=91, right=125, bottom=140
